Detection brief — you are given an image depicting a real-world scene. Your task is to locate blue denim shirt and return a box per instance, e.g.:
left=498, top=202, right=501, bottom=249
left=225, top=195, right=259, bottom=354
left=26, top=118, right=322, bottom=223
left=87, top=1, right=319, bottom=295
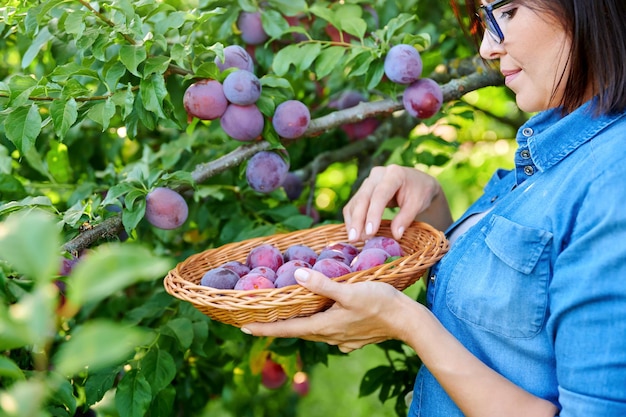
left=409, top=101, right=626, bottom=416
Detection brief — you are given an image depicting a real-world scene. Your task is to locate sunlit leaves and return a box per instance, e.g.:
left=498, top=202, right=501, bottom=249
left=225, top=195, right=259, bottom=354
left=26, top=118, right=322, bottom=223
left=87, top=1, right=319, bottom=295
left=3, top=104, right=42, bottom=153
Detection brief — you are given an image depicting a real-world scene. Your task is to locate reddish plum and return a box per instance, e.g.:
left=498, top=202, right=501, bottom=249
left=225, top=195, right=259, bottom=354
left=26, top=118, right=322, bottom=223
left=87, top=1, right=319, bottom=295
left=402, top=78, right=443, bottom=119
left=145, top=187, right=189, bottom=230
left=283, top=244, right=318, bottom=265
left=350, top=248, right=390, bottom=271
left=246, top=243, right=284, bottom=271
left=384, top=44, right=423, bottom=84
left=214, top=45, right=254, bottom=72
left=312, top=258, right=351, bottom=278
left=234, top=273, right=275, bottom=290
left=362, top=236, right=403, bottom=257
left=183, top=79, right=228, bottom=121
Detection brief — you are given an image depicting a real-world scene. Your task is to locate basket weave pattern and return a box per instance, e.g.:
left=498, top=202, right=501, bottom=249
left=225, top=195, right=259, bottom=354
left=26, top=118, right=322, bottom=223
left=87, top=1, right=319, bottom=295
left=163, top=220, right=449, bottom=327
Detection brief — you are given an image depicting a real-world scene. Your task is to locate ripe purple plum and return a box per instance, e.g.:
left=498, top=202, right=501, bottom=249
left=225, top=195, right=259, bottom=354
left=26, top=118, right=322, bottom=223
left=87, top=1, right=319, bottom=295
left=183, top=79, right=228, bottom=121
left=237, top=11, right=269, bottom=45
left=317, top=249, right=350, bottom=265
left=281, top=172, right=304, bottom=201
left=214, top=45, right=255, bottom=72
left=402, top=78, right=443, bottom=119
left=312, top=258, right=352, bottom=278
left=362, top=236, right=403, bottom=257
left=384, top=44, right=423, bottom=84
left=322, top=242, right=359, bottom=264
left=234, top=273, right=275, bottom=290
left=223, top=70, right=262, bottom=105
left=220, top=103, right=264, bottom=141
left=246, top=151, right=290, bottom=193
left=249, top=266, right=277, bottom=283
left=200, top=267, right=240, bottom=289
left=329, top=90, right=380, bottom=141
left=283, top=244, right=317, bottom=265
left=272, top=100, right=310, bottom=139
left=246, top=243, right=284, bottom=271
left=145, top=187, right=189, bottom=230
left=350, top=248, right=390, bottom=271
left=275, top=260, right=312, bottom=288
left=220, top=260, right=250, bottom=277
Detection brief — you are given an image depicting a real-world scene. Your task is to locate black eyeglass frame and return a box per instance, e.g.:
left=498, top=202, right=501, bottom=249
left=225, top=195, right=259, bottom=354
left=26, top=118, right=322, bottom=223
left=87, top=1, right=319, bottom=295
left=477, top=0, right=514, bottom=44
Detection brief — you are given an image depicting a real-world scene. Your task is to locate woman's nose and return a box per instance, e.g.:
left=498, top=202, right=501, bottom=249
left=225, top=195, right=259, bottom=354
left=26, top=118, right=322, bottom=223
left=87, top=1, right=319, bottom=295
left=479, top=33, right=505, bottom=60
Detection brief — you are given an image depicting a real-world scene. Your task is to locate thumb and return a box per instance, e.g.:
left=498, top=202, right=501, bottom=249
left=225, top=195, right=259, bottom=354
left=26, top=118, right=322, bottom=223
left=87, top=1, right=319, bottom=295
left=294, top=268, right=346, bottom=302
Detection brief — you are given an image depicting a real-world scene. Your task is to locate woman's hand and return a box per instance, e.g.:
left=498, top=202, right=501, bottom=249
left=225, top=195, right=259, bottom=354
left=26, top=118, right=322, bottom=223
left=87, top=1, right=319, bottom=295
left=343, top=164, right=453, bottom=242
left=241, top=268, right=410, bottom=352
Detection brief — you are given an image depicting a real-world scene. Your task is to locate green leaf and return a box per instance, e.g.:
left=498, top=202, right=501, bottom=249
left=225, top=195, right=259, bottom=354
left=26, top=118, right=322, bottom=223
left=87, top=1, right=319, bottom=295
left=309, top=4, right=336, bottom=26
left=50, top=97, right=78, bottom=139
left=4, top=104, right=42, bottom=153
left=115, top=370, right=153, bottom=417
left=143, top=56, right=171, bottom=76
left=272, top=44, right=300, bottom=76
left=359, top=365, right=392, bottom=397
left=260, top=9, right=289, bottom=39
left=0, top=209, right=60, bottom=282
left=335, top=5, right=366, bottom=40
left=87, top=98, right=116, bottom=131
left=53, top=320, right=151, bottom=376
left=84, top=366, right=120, bottom=405
left=22, top=26, right=52, bottom=68
left=141, top=349, right=176, bottom=394
left=295, top=43, right=322, bottom=72
left=162, top=317, right=194, bottom=350
left=0, top=356, right=25, bottom=381
left=315, top=46, right=346, bottom=78
left=46, top=140, right=73, bottom=183
left=66, top=243, right=172, bottom=308
left=119, top=45, right=147, bottom=77
left=140, top=74, right=167, bottom=119
left=267, top=0, right=307, bottom=16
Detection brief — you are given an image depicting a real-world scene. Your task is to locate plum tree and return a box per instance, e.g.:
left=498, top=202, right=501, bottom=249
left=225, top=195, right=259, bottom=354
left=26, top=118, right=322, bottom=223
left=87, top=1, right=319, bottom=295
left=402, top=78, right=444, bottom=119
left=237, top=11, right=269, bottom=45
left=200, top=267, right=240, bottom=289
left=220, top=103, right=264, bottom=141
left=384, top=44, right=423, bottom=84
left=245, top=151, right=290, bottom=193
left=272, top=100, right=311, bottom=139
left=222, top=70, right=262, bottom=106
left=145, top=187, right=189, bottom=230
left=183, top=79, right=228, bottom=120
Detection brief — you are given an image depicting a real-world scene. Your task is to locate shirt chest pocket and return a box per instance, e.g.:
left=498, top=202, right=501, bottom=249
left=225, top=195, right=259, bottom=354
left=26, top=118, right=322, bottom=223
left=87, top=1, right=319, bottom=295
left=445, top=215, right=552, bottom=339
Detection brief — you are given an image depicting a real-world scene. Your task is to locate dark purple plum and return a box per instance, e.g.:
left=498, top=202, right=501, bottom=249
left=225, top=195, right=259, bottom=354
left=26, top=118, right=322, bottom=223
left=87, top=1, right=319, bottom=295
left=283, top=244, right=317, bottom=265
left=362, top=236, right=403, bottom=257
left=272, top=100, right=310, bottom=139
left=312, top=258, right=352, bottom=278
left=384, top=44, right=423, bottom=84
left=214, top=45, right=254, bottom=72
left=350, top=248, right=390, bottom=271
left=220, top=103, right=264, bottom=141
left=237, top=11, right=269, bottom=45
left=183, top=79, right=228, bottom=121
left=200, top=267, right=240, bottom=289
left=246, top=151, right=289, bottom=193
left=275, top=260, right=312, bottom=288
left=317, top=249, right=350, bottom=265
left=249, top=266, right=277, bottom=283
left=220, top=260, right=250, bottom=277
left=145, top=187, right=189, bottom=230
left=402, top=78, right=443, bottom=119
left=322, top=242, right=359, bottom=264
left=223, top=70, right=261, bottom=105
left=281, top=172, right=304, bottom=201
left=246, top=243, right=284, bottom=271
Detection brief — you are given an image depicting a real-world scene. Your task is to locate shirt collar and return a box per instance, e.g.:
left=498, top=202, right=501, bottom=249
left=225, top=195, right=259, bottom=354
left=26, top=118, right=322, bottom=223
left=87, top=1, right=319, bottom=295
left=519, top=100, right=626, bottom=172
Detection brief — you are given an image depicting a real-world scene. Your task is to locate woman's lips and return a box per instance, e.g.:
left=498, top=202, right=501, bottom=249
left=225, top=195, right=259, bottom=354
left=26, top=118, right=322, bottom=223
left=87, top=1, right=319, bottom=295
left=501, top=69, right=521, bottom=86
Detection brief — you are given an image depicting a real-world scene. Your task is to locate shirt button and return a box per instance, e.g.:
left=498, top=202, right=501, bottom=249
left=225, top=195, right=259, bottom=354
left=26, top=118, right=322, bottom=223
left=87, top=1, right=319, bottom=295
left=429, top=274, right=436, bottom=284
left=524, top=165, right=535, bottom=175
left=520, top=149, right=531, bottom=159
left=491, top=195, right=498, bottom=203
left=522, top=128, right=534, bottom=137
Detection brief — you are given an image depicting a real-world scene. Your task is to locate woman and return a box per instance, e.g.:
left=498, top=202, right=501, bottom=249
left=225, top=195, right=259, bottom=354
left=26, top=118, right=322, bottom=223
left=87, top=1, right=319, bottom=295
left=243, top=1, right=626, bottom=415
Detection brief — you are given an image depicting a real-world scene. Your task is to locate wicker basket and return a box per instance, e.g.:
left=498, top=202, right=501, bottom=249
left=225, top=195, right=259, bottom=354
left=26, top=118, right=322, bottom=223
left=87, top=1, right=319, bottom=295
left=163, top=220, right=449, bottom=327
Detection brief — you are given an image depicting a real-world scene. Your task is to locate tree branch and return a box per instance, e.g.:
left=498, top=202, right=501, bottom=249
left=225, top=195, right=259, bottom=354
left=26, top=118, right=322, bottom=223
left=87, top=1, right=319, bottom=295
left=62, top=65, right=503, bottom=253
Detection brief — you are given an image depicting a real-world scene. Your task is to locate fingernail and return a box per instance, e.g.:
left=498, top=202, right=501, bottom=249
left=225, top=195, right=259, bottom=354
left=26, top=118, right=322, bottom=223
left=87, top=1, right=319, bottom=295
left=397, top=226, right=405, bottom=238
left=366, top=222, right=373, bottom=235
left=348, top=228, right=357, bottom=241
left=294, top=268, right=310, bottom=283
left=241, top=327, right=252, bottom=335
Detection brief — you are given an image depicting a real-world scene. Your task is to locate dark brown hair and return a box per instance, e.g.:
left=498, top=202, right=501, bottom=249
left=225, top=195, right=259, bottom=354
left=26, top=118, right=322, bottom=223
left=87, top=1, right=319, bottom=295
left=450, top=0, right=626, bottom=115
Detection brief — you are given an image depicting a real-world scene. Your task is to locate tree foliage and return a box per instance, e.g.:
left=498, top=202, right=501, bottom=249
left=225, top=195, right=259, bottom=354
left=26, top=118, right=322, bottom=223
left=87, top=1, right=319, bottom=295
left=0, top=1, right=514, bottom=416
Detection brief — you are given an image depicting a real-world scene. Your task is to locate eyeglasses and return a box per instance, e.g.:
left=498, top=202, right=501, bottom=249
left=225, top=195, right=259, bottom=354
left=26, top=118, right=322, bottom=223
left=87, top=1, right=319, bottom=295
left=477, top=0, right=514, bottom=44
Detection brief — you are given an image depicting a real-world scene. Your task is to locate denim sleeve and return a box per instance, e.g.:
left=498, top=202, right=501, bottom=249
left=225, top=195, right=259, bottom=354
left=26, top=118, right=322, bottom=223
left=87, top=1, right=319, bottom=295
left=548, top=170, right=626, bottom=416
